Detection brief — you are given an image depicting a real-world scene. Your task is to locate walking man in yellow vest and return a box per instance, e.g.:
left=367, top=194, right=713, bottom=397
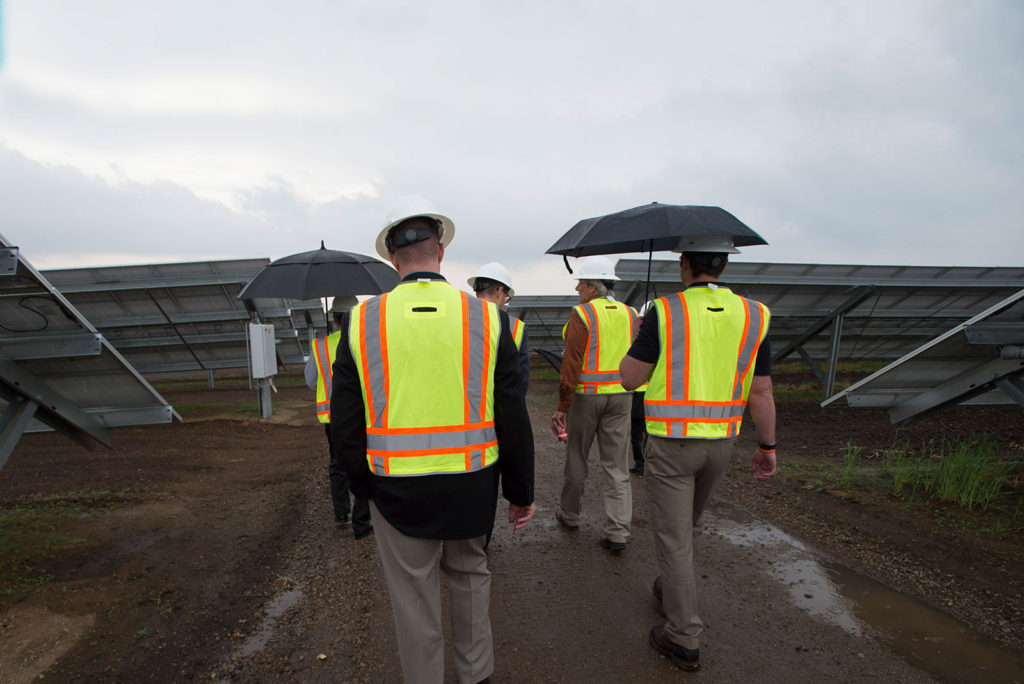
left=550, top=255, right=638, bottom=554
left=468, top=261, right=529, bottom=391
left=331, top=195, right=536, bottom=684
left=620, top=235, right=777, bottom=673
left=304, top=295, right=372, bottom=538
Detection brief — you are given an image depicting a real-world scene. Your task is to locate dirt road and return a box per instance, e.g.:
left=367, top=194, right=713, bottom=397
left=0, top=369, right=1021, bottom=683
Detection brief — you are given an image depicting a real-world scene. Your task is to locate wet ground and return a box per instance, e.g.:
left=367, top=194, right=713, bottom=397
left=0, top=369, right=1022, bottom=682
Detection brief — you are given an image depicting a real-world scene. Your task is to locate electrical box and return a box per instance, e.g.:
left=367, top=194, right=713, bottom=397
left=249, top=323, right=277, bottom=378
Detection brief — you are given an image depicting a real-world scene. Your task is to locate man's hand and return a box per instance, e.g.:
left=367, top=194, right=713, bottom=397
left=508, top=503, right=536, bottom=535
left=751, top=448, right=777, bottom=480
left=550, top=410, right=567, bottom=437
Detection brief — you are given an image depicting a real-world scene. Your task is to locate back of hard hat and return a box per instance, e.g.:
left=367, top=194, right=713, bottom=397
left=375, top=195, right=456, bottom=260
left=572, top=255, right=620, bottom=281
left=330, top=295, right=358, bottom=314
left=467, top=261, right=514, bottom=296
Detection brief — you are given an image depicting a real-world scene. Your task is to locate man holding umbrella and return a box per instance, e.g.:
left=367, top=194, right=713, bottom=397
left=619, top=235, right=777, bottom=673
left=331, top=195, right=535, bottom=684
left=305, top=296, right=372, bottom=538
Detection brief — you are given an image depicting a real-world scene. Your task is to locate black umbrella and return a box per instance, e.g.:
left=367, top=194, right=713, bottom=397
left=238, top=242, right=400, bottom=301
left=546, top=202, right=767, bottom=259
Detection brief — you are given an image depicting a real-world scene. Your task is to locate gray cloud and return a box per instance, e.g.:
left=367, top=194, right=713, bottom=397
left=1, top=1, right=1021, bottom=285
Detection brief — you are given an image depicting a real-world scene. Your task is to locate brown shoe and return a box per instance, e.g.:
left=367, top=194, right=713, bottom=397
left=598, top=537, right=626, bottom=554
left=649, top=626, right=700, bottom=671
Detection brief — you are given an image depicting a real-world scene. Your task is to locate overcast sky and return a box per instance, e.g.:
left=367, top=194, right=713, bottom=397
left=1, top=1, right=1021, bottom=296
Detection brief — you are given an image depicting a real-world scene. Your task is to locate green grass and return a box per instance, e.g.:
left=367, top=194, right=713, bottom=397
left=926, top=437, right=1012, bottom=510
left=881, top=439, right=920, bottom=499
left=879, top=435, right=1017, bottom=512
left=840, top=441, right=862, bottom=488
left=0, top=490, right=131, bottom=595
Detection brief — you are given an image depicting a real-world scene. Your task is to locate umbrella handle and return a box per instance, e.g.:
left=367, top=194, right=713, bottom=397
left=563, top=255, right=573, bottom=274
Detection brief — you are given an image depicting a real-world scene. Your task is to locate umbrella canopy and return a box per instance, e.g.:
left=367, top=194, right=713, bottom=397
left=546, top=203, right=768, bottom=258
left=238, top=243, right=400, bottom=301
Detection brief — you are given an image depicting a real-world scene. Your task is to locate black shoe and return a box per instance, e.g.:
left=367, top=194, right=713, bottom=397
left=649, top=626, right=700, bottom=672
left=555, top=510, right=578, bottom=531
left=598, top=537, right=626, bottom=554
left=354, top=525, right=373, bottom=540
left=629, top=462, right=644, bottom=474
left=335, top=514, right=350, bottom=525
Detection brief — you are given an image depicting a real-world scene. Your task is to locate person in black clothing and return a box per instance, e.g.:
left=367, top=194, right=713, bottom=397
left=629, top=390, right=647, bottom=474
left=303, top=296, right=371, bottom=538
left=331, top=195, right=535, bottom=684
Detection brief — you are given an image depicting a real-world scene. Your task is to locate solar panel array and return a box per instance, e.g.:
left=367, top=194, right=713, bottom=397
left=822, top=289, right=1024, bottom=422
left=512, top=260, right=1024, bottom=398
left=42, top=260, right=329, bottom=377
left=615, top=260, right=1024, bottom=362
left=0, top=236, right=179, bottom=467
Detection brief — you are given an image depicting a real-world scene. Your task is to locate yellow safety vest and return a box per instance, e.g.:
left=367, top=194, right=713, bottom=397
left=644, top=286, right=769, bottom=439
left=564, top=298, right=636, bottom=394
left=510, top=316, right=525, bottom=350
left=349, top=280, right=501, bottom=477
left=312, top=331, right=342, bottom=423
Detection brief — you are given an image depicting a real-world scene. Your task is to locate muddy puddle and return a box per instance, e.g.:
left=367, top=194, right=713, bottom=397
left=707, top=501, right=1024, bottom=684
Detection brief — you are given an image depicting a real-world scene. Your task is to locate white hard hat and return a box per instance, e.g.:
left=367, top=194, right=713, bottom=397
left=375, top=194, right=455, bottom=260
left=330, top=295, right=358, bottom=314
left=467, top=262, right=515, bottom=297
left=674, top=235, right=741, bottom=254
left=572, top=255, right=620, bottom=281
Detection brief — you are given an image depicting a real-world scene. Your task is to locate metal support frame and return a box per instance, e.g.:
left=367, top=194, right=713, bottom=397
left=0, top=332, right=103, bottom=360
left=964, top=323, right=1024, bottom=346
left=0, top=396, right=39, bottom=471
left=993, top=373, right=1024, bottom=408
left=0, top=354, right=111, bottom=453
left=888, top=358, right=1024, bottom=423
left=0, top=247, right=19, bottom=275
left=795, top=346, right=827, bottom=387
left=773, top=285, right=877, bottom=394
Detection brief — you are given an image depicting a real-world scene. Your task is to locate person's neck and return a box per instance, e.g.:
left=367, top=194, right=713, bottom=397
left=398, top=261, right=441, bottom=278
left=683, top=276, right=719, bottom=287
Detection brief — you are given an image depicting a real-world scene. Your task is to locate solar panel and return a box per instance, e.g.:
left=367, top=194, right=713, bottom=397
left=507, top=295, right=579, bottom=354
left=42, top=260, right=328, bottom=378
left=614, top=259, right=1024, bottom=395
left=821, top=289, right=1024, bottom=423
left=0, top=236, right=179, bottom=469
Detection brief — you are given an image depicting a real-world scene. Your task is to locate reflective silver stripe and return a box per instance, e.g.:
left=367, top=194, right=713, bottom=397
left=662, top=295, right=688, bottom=402
left=360, top=297, right=388, bottom=429
left=315, top=337, right=333, bottom=397
left=732, top=298, right=765, bottom=400
left=371, top=463, right=491, bottom=477
left=644, top=403, right=745, bottom=419
left=367, top=425, right=497, bottom=452
left=579, top=304, right=599, bottom=372
left=579, top=370, right=622, bottom=383
left=469, top=448, right=484, bottom=470
left=464, top=295, right=487, bottom=423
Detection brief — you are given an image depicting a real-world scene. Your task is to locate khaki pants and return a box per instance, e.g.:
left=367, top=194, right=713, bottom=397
left=645, top=435, right=736, bottom=650
left=371, top=502, right=493, bottom=684
left=560, top=392, right=633, bottom=543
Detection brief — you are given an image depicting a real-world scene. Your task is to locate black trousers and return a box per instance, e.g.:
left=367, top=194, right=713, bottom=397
left=631, top=391, right=647, bottom=464
left=323, top=424, right=371, bottom=534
